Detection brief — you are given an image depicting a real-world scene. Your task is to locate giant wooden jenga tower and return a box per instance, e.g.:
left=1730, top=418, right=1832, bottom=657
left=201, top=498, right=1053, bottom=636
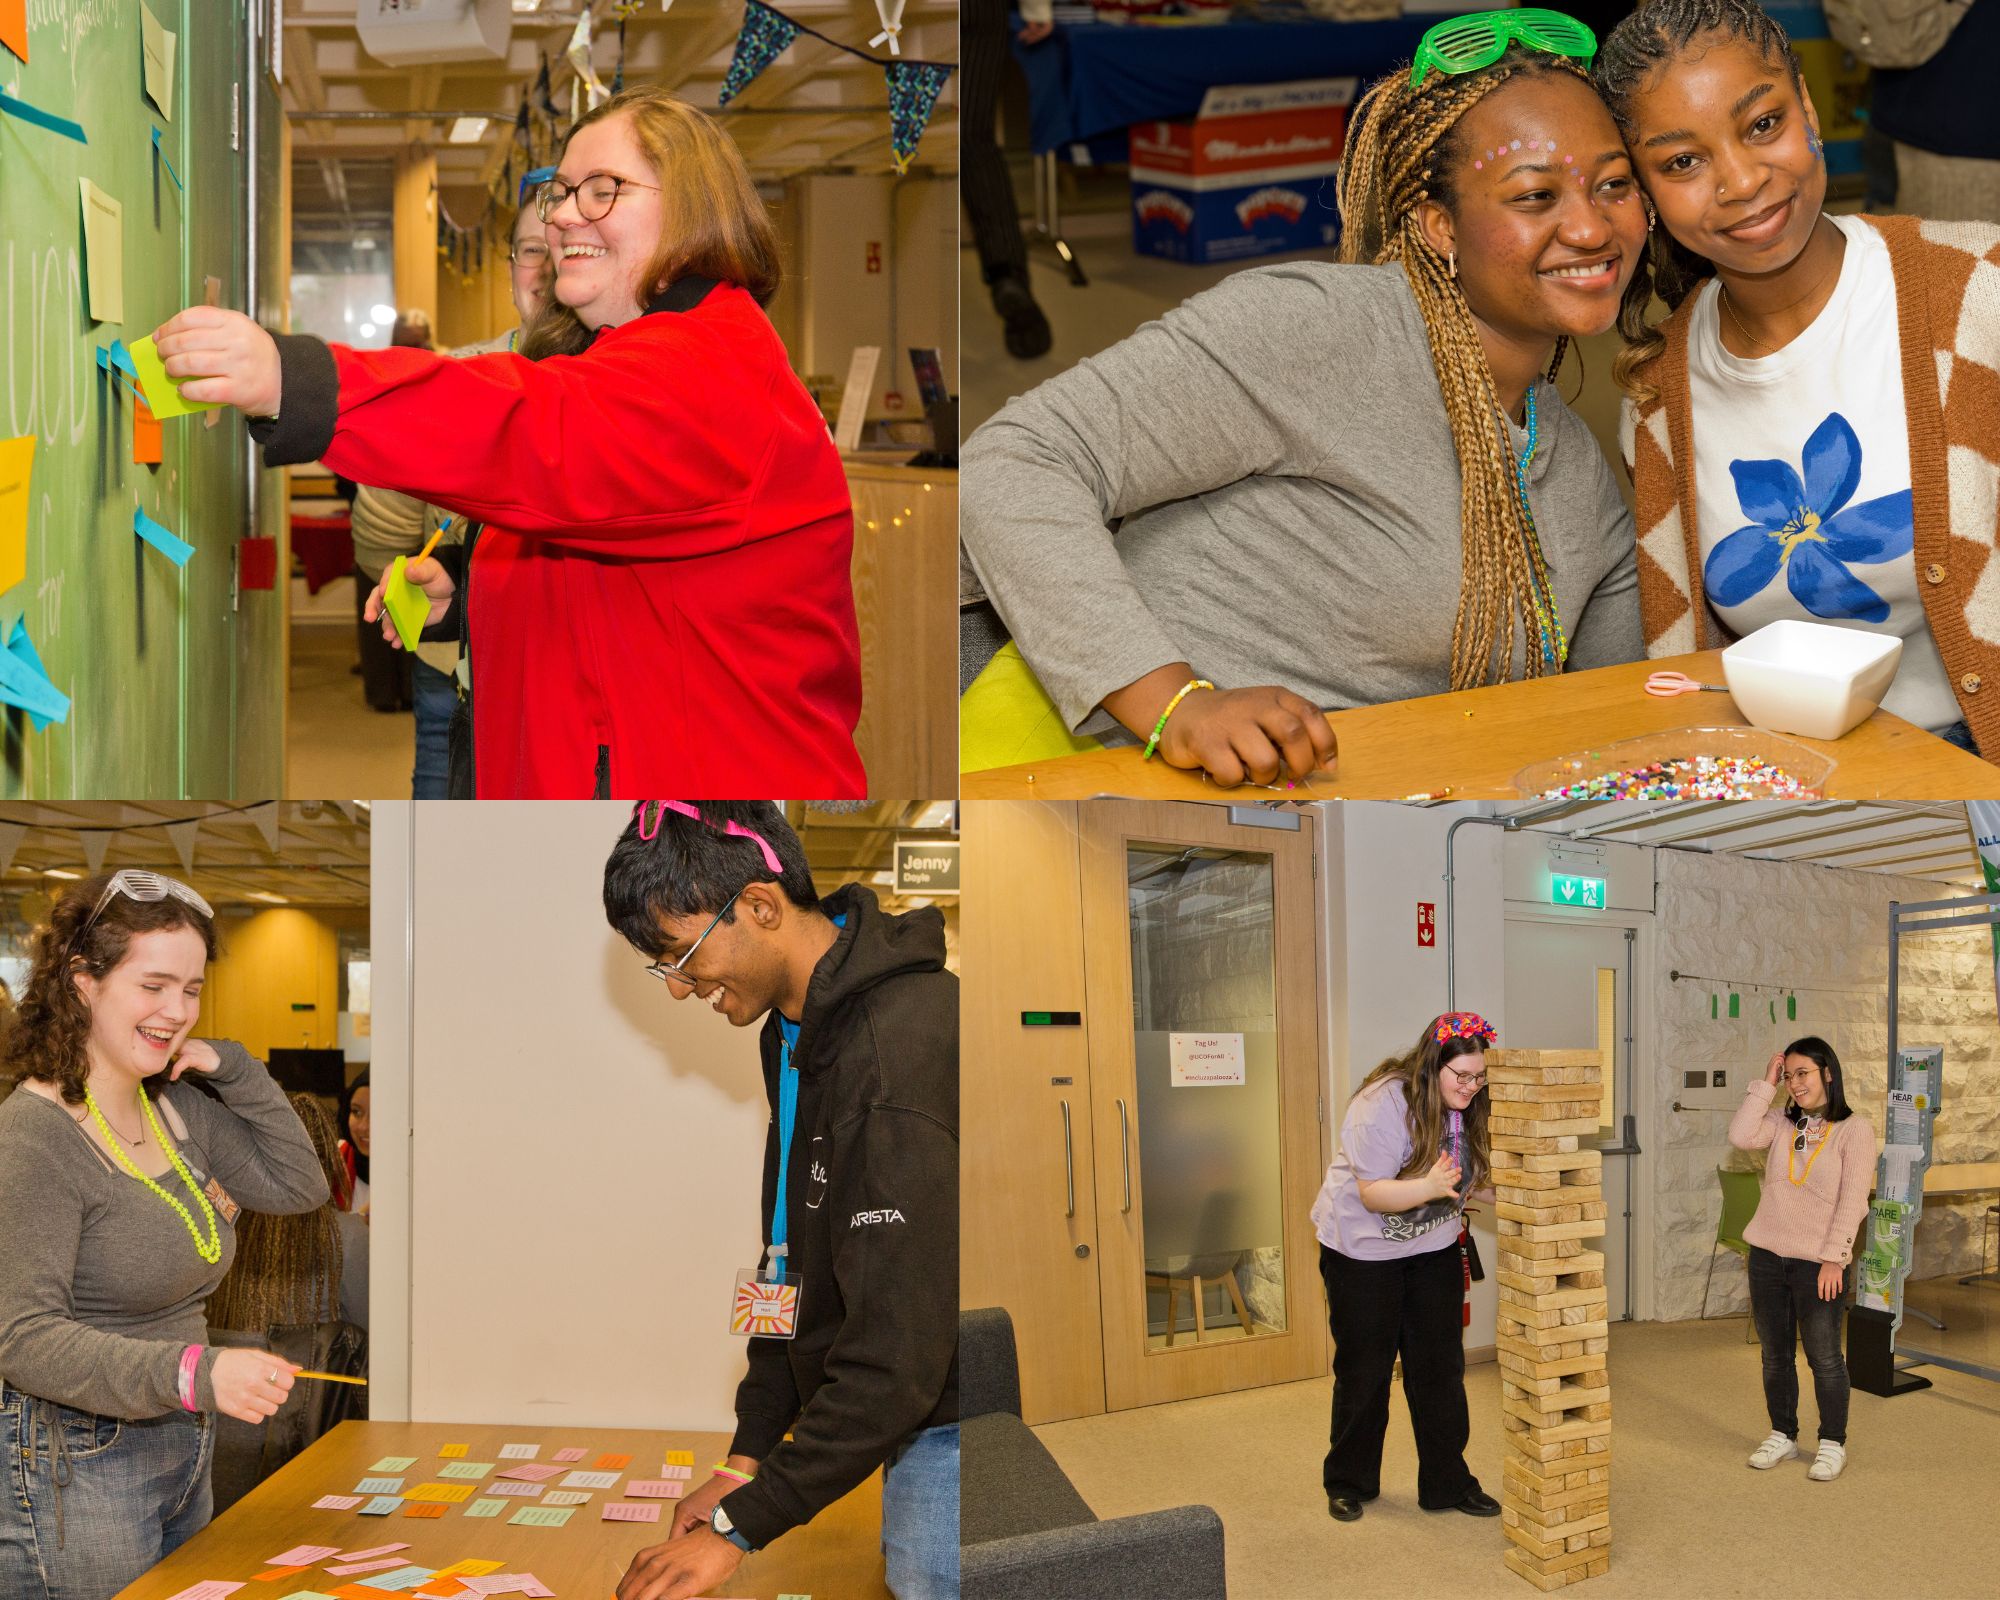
left=1486, top=1048, right=1611, bottom=1591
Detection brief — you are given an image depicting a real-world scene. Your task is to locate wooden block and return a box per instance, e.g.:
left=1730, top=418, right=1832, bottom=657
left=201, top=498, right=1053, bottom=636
left=1496, top=1183, right=1605, bottom=1208
left=1498, top=1281, right=1608, bottom=1312
left=1502, top=1467, right=1609, bottom=1513
left=1579, top=1402, right=1612, bottom=1422
left=1493, top=1134, right=1581, bottom=1155
left=1513, top=1219, right=1608, bottom=1243
left=1494, top=1168, right=1563, bottom=1191
left=1492, top=1147, right=1524, bottom=1167
left=1498, top=1249, right=1606, bottom=1277
left=1502, top=1548, right=1575, bottom=1592
left=1488, top=1080, right=1605, bottom=1102
left=1492, top=1117, right=1604, bottom=1139
left=1504, top=1516, right=1610, bottom=1563
left=1487, top=1048, right=1602, bottom=1070
left=1583, top=1336, right=1610, bottom=1355
left=1519, top=1149, right=1603, bottom=1173
left=1559, top=1301, right=1610, bottom=1324
left=1589, top=1530, right=1612, bottom=1548
left=1496, top=1202, right=1586, bottom=1225
left=1509, top=1491, right=1611, bottom=1533
left=1496, top=1338, right=1606, bottom=1377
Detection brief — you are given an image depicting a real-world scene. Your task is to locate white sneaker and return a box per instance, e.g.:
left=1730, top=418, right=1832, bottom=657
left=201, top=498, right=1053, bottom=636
left=1748, top=1432, right=1799, bottom=1469
left=1807, top=1441, right=1846, bottom=1481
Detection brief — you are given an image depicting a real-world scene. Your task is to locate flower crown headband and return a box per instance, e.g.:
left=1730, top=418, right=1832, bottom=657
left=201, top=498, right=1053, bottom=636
left=631, top=801, right=784, bottom=875
left=1434, top=1011, right=1496, bottom=1045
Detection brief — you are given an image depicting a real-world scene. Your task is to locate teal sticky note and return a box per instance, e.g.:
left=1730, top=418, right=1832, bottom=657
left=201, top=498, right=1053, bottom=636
left=354, top=1475, right=404, bottom=1494
left=465, top=1497, right=506, bottom=1518
left=0, top=88, right=87, bottom=143
left=0, top=619, right=70, bottom=729
left=133, top=507, right=194, bottom=565
left=358, top=1494, right=403, bottom=1515
left=151, top=126, right=182, bottom=192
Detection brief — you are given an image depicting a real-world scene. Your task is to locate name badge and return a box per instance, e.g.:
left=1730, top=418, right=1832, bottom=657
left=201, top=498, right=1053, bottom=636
left=204, top=1176, right=240, bottom=1225
left=730, top=1268, right=800, bottom=1340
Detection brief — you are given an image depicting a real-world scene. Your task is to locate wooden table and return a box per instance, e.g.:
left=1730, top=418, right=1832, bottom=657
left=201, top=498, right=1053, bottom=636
left=117, top=1420, right=889, bottom=1600
left=960, top=649, right=1999, bottom=800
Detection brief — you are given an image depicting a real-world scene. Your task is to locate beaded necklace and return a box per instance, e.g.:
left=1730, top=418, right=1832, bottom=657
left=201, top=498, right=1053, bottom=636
left=1501, top=387, right=1569, bottom=673
left=84, top=1084, right=222, bottom=1264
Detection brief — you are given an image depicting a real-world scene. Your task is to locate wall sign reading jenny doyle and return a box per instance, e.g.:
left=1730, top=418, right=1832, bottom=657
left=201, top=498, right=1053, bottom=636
left=1170, top=1032, right=1246, bottom=1087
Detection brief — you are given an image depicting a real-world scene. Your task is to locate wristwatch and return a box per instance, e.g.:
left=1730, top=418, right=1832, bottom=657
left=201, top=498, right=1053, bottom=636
left=710, top=1504, right=754, bottom=1553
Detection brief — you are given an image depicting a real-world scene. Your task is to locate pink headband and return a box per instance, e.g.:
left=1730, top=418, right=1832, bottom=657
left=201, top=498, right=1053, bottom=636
left=632, top=801, right=785, bottom=875
left=1434, top=1011, right=1496, bottom=1045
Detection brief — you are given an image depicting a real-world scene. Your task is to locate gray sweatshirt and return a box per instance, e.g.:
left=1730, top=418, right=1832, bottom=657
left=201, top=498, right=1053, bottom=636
left=0, top=1042, right=330, bottom=1418
left=960, top=260, right=1643, bottom=734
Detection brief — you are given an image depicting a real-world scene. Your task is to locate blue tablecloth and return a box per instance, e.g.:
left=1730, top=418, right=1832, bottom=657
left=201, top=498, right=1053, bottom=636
left=1015, top=15, right=1435, bottom=155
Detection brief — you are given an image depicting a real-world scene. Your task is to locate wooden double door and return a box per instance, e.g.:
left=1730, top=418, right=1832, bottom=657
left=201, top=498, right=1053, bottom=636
left=962, top=800, right=1329, bottom=1423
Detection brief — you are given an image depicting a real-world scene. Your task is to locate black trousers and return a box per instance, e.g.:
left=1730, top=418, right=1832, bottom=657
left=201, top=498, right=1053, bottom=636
left=961, top=0, right=1029, bottom=284
left=1748, top=1246, right=1851, bottom=1445
left=1321, top=1242, right=1477, bottom=1506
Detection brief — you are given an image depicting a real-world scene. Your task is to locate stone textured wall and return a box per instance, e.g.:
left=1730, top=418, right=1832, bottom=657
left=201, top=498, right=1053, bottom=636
left=1651, top=850, right=2000, bottom=1321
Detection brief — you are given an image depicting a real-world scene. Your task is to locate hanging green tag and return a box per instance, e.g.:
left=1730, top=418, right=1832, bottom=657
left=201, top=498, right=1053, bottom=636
left=1788, top=995, right=1796, bottom=1020
left=1769, top=1000, right=1776, bottom=1023
left=1711, top=994, right=1718, bottom=1019
left=1728, top=993, right=1740, bottom=1018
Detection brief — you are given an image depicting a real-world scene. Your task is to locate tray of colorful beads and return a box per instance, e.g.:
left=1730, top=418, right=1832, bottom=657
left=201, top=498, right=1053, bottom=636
left=1513, top=726, right=1835, bottom=800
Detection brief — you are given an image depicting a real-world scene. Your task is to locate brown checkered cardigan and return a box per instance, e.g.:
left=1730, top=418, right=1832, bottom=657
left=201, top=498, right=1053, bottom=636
left=1618, top=214, right=2000, bottom=759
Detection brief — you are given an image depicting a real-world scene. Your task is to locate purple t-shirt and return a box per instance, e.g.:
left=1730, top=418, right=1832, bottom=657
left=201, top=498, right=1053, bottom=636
left=1311, top=1078, right=1464, bottom=1260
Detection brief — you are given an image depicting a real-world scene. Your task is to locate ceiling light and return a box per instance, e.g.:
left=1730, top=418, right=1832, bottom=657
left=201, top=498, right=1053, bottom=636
left=353, top=236, right=377, bottom=252
left=511, top=0, right=544, bottom=11
left=358, top=322, right=377, bottom=339
left=914, top=802, right=955, bottom=830
left=249, top=892, right=290, bottom=905
left=448, top=116, right=490, bottom=144
left=44, top=868, right=79, bottom=880
left=370, top=303, right=396, bottom=323
left=871, top=870, right=895, bottom=886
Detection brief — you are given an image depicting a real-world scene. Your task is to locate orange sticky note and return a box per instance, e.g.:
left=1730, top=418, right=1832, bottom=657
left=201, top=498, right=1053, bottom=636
left=432, top=1561, right=504, bottom=1578
left=594, top=1453, right=632, bottom=1470
left=331, top=1589, right=402, bottom=1600
left=0, top=0, right=24, bottom=63
left=416, top=1583, right=470, bottom=1598
left=402, top=1502, right=447, bottom=1519
left=252, top=1569, right=307, bottom=1582
left=133, top=397, right=163, bottom=465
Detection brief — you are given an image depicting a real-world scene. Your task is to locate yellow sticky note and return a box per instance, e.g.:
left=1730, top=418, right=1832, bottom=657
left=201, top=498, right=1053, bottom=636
left=438, top=1443, right=469, bottom=1458
left=663, top=1450, right=694, bottom=1467
left=79, top=179, right=123, bottom=324
left=0, top=435, right=32, bottom=595
left=140, top=5, right=175, bottom=121
left=404, top=1481, right=475, bottom=1504
left=127, top=335, right=221, bottom=420
left=432, top=1560, right=505, bottom=1579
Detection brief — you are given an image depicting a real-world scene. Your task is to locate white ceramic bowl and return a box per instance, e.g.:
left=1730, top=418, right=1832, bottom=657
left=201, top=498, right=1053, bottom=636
left=1720, top=620, right=1903, bottom=741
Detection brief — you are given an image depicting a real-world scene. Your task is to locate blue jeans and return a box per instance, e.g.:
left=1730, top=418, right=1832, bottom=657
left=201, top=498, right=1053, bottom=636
left=411, top=657, right=455, bottom=800
left=0, top=1384, right=213, bottom=1600
left=880, top=1422, right=958, bottom=1600
left=1939, top=720, right=1983, bottom=757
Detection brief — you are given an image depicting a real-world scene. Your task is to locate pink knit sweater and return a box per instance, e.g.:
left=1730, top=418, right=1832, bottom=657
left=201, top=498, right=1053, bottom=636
left=1727, top=1081, right=1878, bottom=1266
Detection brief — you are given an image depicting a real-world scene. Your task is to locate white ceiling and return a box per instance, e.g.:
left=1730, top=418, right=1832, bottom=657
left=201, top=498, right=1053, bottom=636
left=1496, top=799, right=1985, bottom=890
left=284, top=0, right=959, bottom=259
left=0, top=802, right=372, bottom=909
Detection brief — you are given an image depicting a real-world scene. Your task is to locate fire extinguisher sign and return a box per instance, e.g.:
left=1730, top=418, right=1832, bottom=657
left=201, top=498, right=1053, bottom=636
left=1417, top=902, right=1436, bottom=948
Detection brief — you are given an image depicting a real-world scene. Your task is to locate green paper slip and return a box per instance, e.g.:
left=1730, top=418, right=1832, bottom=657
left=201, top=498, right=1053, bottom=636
left=507, top=1504, right=575, bottom=1527
left=368, top=1455, right=418, bottom=1472
left=127, top=334, right=222, bottom=419
left=465, top=1498, right=507, bottom=1518
left=383, top=554, right=432, bottom=651
left=437, top=1460, right=494, bottom=1480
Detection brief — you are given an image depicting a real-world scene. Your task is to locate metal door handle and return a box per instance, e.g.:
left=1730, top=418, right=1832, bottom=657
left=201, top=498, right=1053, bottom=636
left=1118, top=1098, right=1132, bottom=1213
left=1060, top=1101, right=1074, bottom=1218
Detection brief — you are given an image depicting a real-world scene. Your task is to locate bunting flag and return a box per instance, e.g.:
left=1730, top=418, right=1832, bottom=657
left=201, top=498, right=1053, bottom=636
left=886, top=60, right=951, bottom=173
left=81, top=830, right=112, bottom=875
left=568, top=9, right=609, bottom=112
left=720, top=1, right=800, bottom=106
left=614, top=17, right=627, bottom=94
left=249, top=801, right=282, bottom=854
left=166, top=818, right=201, bottom=874
left=0, top=822, right=24, bottom=877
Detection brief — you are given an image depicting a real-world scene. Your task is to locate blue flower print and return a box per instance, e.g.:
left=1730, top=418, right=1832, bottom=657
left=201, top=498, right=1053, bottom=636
left=1704, top=412, right=1914, bottom=625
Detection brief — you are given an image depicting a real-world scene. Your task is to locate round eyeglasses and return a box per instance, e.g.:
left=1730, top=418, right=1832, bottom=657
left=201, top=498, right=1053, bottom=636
left=509, top=240, right=551, bottom=267
left=644, top=888, right=743, bottom=992
left=535, top=172, right=661, bottom=224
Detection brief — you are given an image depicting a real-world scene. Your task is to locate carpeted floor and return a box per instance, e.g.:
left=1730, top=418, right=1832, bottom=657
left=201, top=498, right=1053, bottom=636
left=1032, top=1310, right=2000, bottom=1599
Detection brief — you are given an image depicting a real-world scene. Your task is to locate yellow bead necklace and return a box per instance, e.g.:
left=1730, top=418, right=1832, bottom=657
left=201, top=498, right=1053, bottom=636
left=84, top=1084, right=222, bottom=1264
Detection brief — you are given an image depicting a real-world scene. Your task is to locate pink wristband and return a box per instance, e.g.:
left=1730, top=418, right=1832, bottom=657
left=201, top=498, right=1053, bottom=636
left=178, top=1344, right=204, bottom=1413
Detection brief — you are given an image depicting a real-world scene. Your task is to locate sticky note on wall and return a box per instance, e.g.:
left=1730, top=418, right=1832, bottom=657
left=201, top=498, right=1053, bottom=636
left=134, top=507, right=193, bottom=566
left=0, top=435, right=33, bottom=594
left=133, top=398, right=163, bottom=465
left=2, top=1, right=26, bottom=64
left=128, top=335, right=221, bottom=419
left=79, top=179, right=124, bottom=324
left=141, top=5, right=176, bottom=121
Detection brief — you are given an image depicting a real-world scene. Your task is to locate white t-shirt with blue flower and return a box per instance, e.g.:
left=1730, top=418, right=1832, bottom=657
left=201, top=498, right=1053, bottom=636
left=1688, top=213, right=1958, bottom=735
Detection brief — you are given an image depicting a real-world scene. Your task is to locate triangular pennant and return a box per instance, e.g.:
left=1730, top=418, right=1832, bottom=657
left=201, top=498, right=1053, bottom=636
left=0, top=821, right=25, bottom=877
left=165, top=817, right=200, bottom=873
left=614, top=17, right=626, bottom=95
left=567, top=8, right=609, bottom=111
left=249, top=800, right=281, bottom=854
left=884, top=61, right=951, bottom=174
left=719, top=1, right=799, bottom=106
left=82, top=830, right=112, bottom=875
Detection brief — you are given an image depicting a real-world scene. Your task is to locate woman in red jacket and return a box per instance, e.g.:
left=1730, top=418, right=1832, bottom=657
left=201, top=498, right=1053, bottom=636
left=152, top=90, right=863, bottom=799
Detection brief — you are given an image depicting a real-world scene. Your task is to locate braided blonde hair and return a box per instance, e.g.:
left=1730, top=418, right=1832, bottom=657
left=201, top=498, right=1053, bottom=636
left=1338, top=51, right=1591, bottom=688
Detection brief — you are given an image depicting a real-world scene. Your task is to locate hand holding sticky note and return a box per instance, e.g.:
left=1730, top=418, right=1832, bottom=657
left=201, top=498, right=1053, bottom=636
left=382, top=527, right=445, bottom=651
left=128, top=334, right=222, bottom=420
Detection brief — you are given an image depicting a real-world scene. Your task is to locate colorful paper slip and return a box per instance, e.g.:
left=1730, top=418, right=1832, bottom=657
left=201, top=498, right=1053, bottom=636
left=0, top=434, right=33, bottom=594
left=662, top=1450, right=695, bottom=1466
left=436, top=1461, right=493, bottom=1480
left=335, top=1545, right=411, bottom=1562
left=657, top=1464, right=693, bottom=1480
left=127, top=334, right=222, bottom=419
left=593, top=1453, right=632, bottom=1470
left=404, top=1482, right=475, bottom=1503
left=152, top=126, right=183, bottom=192
left=325, top=1560, right=409, bottom=1577
left=270, top=1545, right=342, bottom=1565
left=2, top=0, right=25, bottom=64
left=438, top=1444, right=469, bottom=1458
left=538, top=1491, right=589, bottom=1506
left=369, top=1457, right=418, bottom=1472
left=485, top=1480, right=543, bottom=1497
left=314, top=1495, right=365, bottom=1511
left=140, top=4, right=176, bottom=120
left=505, top=1506, right=573, bottom=1528
left=550, top=1448, right=587, bottom=1462
left=162, top=1586, right=243, bottom=1600
left=0, top=87, right=86, bottom=142
left=355, top=1477, right=405, bottom=1495
left=381, top=553, right=433, bottom=651
left=359, top=1495, right=404, bottom=1515
left=134, top=396, right=163, bottom=465
left=78, top=179, right=123, bottom=322
left=133, top=506, right=193, bottom=566
left=432, top=1563, right=504, bottom=1580
left=464, top=1499, right=507, bottom=1519
left=402, top=1504, right=446, bottom=1519
left=496, top=1462, right=562, bottom=1482
left=251, top=1571, right=306, bottom=1584
left=497, top=1444, right=539, bottom=1460
left=557, top=1470, right=619, bottom=1489
left=623, top=1480, right=685, bottom=1499
left=351, top=1569, right=433, bottom=1591
left=0, top=618, right=70, bottom=728
left=602, top=1502, right=659, bottom=1522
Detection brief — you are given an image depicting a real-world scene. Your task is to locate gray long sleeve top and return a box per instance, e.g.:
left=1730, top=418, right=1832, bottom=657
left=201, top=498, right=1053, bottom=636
left=960, top=260, right=1644, bottom=734
left=0, top=1041, right=330, bottom=1419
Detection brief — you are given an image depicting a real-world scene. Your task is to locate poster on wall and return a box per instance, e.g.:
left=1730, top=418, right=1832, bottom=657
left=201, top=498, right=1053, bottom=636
left=1170, top=1032, right=1246, bottom=1087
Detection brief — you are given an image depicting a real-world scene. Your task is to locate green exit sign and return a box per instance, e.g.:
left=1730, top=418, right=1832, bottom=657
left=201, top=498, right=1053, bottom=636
left=1551, top=874, right=1606, bottom=909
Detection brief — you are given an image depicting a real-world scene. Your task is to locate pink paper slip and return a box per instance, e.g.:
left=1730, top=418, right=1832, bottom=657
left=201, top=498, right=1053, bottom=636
left=601, top=1502, right=660, bottom=1522
left=485, top=1480, right=543, bottom=1497
left=658, top=1464, right=693, bottom=1480
left=496, top=1462, right=564, bottom=1481
left=268, top=1545, right=342, bottom=1565
left=550, top=1448, right=587, bottom=1462
left=314, top=1495, right=365, bottom=1510
left=624, top=1480, right=686, bottom=1499
left=326, top=1558, right=410, bottom=1576
left=335, top=1545, right=413, bottom=1562
left=165, top=1586, right=244, bottom=1600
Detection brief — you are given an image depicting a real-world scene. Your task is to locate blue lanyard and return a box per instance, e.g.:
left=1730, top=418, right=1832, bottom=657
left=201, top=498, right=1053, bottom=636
left=768, top=912, right=844, bottom=1285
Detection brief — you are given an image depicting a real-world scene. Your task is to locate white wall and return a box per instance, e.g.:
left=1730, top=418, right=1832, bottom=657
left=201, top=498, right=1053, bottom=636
left=372, top=801, right=769, bottom=1428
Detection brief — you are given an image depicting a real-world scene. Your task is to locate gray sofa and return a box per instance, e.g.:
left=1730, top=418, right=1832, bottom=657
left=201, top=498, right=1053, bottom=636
left=960, top=1306, right=1228, bottom=1600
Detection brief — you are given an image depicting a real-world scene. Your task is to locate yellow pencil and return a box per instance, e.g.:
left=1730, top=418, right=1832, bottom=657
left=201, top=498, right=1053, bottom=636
left=414, top=524, right=446, bottom=565
left=291, top=1369, right=368, bottom=1386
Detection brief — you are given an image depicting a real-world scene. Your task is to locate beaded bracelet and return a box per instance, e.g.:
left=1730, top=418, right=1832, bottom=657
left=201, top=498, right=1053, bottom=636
left=710, top=1463, right=756, bottom=1486
left=178, top=1344, right=204, bottom=1413
left=1142, top=679, right=1214, bottom=761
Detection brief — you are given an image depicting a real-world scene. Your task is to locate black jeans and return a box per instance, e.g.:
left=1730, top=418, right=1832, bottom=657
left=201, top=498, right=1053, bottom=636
left=1748, top=1246, right=1850, bottom=1445
left=1320, top=1242, right=1477, bottom=1507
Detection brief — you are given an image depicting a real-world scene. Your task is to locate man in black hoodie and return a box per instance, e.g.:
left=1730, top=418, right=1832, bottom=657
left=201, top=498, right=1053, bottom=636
left=603, top=802, right=959, bottom=1600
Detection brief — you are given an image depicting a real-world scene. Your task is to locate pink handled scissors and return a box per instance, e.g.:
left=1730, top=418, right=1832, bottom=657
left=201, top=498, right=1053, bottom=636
left=1644, top=670, right=1726, bottom=698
